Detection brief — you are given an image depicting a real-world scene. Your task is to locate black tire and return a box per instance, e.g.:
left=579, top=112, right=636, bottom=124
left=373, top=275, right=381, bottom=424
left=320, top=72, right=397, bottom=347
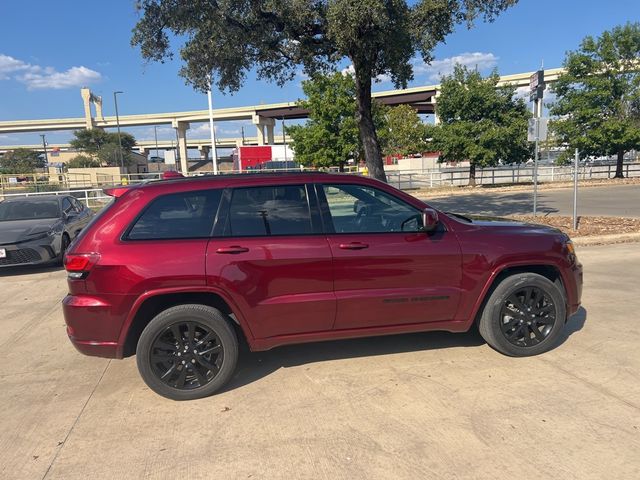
left=478, top=273, right=566, bottom=357
left=136, top=304, right=238, bottom=400
left=55, top=233, right=70, bottom=266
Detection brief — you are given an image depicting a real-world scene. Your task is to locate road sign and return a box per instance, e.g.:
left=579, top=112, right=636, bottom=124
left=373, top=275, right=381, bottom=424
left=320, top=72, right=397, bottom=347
left=528, top=118, right=548, bottom=142
left=529, top=70, right=545, bottom=101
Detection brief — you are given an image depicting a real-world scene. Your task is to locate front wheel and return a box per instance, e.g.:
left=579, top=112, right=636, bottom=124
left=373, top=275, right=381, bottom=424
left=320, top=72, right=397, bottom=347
left=136, top=304, right=238, bottom=400
left=478, top=273, right=566, bottom=357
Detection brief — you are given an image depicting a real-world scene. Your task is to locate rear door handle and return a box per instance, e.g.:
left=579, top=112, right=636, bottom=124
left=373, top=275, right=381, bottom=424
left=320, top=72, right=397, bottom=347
left=216, top=246, right=249, bottom=254
left=339, top=242, right=369, bottom=250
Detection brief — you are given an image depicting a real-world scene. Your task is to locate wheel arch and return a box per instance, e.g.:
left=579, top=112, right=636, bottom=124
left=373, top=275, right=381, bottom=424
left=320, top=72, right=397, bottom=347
left=470, top=263, right=565, bottom=327
left=119, top=288, right=254, bottom=357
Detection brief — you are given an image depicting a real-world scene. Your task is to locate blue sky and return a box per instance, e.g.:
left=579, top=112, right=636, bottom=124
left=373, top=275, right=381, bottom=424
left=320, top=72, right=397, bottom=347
left=0, top=0, right=637, bottom=149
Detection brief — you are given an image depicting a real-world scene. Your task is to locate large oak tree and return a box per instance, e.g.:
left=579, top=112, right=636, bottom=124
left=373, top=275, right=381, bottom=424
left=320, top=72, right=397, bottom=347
left=427, top=65, right=532, bottom=185
left=550, top=23, right=640, bottom=178
left=131, top=0, right=518, bottom=182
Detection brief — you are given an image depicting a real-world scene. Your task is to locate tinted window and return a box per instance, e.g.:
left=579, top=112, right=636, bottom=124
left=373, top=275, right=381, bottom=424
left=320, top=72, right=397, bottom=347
left=0, top=200, right=60, bottom=221
left=62, top=198, right=74, bottom=214
left=70, top=197, right=84, bottom=212
left=127, top=190, right=222, bottom=240
left=225, top=185, right=312, bottom=236
left=322, top=184, right=422, bottom=233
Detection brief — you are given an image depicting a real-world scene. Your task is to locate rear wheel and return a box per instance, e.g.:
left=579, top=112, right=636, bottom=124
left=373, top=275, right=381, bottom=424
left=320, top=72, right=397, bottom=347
left=136, top=304, right=238, bottom=400
left=478, top=273, right=566, bottom=357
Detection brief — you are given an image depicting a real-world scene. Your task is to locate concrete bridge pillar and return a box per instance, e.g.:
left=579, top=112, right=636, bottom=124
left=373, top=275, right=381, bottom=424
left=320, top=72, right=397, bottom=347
left=172, top=120, right=190, bottom=173
left=81, top=88, right=94, bottom=130
left=198, top=145, right=210, bottom=160
left=252, top=115, right=276, bottom=145
left=432, top=89, right=441, bottom=126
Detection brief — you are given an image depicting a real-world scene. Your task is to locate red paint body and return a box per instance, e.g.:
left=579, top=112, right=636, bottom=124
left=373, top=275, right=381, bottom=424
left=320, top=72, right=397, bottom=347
left=62, top=173, right=583, bottom=358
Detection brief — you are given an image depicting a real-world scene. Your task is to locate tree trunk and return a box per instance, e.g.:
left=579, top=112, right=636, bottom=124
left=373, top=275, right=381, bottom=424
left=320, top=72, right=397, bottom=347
left=353, top=67, right=386, bottom=182
left=468, top=163, right=476, bottom=186
left=614, top=149, right=625, bottom=178
left=339, top=161, right=345, bottom=173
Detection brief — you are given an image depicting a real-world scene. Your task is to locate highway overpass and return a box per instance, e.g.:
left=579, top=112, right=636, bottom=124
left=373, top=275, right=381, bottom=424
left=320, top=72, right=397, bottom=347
left=0, top=67, right=563, bottom=173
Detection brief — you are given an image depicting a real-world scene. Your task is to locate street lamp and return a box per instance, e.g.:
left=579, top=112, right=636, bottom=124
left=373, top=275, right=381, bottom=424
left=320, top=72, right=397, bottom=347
left=113, top=91, right=124, bottom=169
left=154, top=126, right=159, bottom=161
left=207, top=78, right=219, bottom=175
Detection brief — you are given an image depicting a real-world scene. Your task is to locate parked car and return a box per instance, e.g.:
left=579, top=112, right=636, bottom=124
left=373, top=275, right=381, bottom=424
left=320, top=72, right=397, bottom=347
left=0, top=195, right=93, bottom=267
left=62, top=173, right=583, bottom=400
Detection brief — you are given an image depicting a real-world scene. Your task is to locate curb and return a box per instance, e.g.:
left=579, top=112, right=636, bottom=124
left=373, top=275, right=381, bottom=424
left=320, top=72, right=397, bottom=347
left=573, top=232, right=640, bottom=246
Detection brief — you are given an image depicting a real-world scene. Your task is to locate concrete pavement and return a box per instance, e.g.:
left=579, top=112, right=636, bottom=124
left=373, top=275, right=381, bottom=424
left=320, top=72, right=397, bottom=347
left=423, top=184, right=640, bottom=217
left=1, top=244, right=639, bottom=479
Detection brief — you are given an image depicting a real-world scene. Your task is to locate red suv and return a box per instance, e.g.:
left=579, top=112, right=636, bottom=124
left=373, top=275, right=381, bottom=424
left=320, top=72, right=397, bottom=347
left=63, top=173, right=583, bottom=400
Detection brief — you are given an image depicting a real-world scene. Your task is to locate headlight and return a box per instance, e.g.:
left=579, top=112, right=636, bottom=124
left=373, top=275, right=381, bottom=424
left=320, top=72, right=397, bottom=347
left=564, top=239, right=577, bottom=263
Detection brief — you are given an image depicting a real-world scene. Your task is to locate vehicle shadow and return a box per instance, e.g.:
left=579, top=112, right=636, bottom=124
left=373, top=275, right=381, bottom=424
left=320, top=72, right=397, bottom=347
left=223, top=307, right=588, bottom=393
left=558, top=306, right=587, bottom=346
left=0, top=264, right=63, bottom=277
left=424, top=191, right=559, bottom=217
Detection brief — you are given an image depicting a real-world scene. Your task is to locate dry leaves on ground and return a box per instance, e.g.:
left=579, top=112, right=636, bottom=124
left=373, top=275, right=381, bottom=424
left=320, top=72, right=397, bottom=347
left=508, top=215, right=640, bottom=237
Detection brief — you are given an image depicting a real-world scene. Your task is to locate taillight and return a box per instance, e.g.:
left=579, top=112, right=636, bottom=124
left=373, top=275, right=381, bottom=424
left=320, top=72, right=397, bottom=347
left=64, top=253, right=100, bottom=279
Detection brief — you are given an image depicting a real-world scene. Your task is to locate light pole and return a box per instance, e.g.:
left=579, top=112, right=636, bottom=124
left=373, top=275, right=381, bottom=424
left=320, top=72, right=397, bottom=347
left=154, top=126, right=159, bottom=160
left=113, top=91, right=124, bottom=169
left=40, top=134, right=49, bottom=174
left=207, top=79, right=219, bottom=175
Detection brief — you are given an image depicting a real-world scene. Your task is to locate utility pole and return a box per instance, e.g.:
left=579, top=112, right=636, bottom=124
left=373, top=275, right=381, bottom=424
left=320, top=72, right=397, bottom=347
left=113, top=91, right=124, bottom=169
left=282, top=117, right=287, bottom=164
left=154, top=126, right=159, bottom=160
left=207, top=80, right=219, bottom=175
left=573, top=148, right=579, bottom=230
left=528, top=68, right=546, bottom=217
left=40, top=134, right=49, bottom=174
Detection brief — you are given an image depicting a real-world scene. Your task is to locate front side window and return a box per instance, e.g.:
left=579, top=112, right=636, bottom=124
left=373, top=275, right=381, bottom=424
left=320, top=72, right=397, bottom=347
left=127, top=190, right=222, bottom=240
left=322, top=184, right=423, bottom=233
left=62, top=198, right=74, bottom=214
left=224, top=185, right=312, bottom=236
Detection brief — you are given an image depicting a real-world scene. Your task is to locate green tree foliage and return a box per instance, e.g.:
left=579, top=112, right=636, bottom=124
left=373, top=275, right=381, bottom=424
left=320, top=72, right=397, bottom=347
left=550, top=23, right=640, bottom=178
left=378, top=104, right=428, bottom=157
left=287, top=73, right=360, bottom=170
left=66, top=155, right=101, bottom=169
left=69, top=129, right=136, bottom=167
left=0, top=149, right=45, bottom=174
left=427, top=65, right=532, bottom=185
left=131, top=0, right=518, bottom=182
left=287, top=72, right=388, bottom=170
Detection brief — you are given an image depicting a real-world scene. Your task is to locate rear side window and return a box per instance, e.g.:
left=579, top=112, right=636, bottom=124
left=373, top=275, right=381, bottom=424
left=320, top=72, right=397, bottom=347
left=127, top=190, right=222, bottom=240
left=224, top=185, right=312, bottom=236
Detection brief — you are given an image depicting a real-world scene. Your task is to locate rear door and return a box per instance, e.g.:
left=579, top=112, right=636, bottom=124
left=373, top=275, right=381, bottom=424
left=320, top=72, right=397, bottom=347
left=206, top=183, right=335, bottom=339
left=318, top=183, right=462, bottom=330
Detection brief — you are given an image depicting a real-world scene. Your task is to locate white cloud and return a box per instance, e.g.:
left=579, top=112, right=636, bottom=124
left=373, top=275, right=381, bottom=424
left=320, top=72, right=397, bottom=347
left=414, top=52, right=499, bottom=82
left=0, top=54, right=30, bottom=80
left=0, top=53, right=102, bottom=90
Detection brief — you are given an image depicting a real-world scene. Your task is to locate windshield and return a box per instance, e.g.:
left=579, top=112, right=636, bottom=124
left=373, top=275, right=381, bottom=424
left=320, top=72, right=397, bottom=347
left=0, top=200, right=60, bottom=221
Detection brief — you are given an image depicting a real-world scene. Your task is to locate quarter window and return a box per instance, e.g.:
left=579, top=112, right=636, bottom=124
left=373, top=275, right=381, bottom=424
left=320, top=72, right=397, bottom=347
left=225, top=185, right=312, bottom=236
left=127, top=190, right=222, bottom=240
left=322, top=184, right=423, bottom=233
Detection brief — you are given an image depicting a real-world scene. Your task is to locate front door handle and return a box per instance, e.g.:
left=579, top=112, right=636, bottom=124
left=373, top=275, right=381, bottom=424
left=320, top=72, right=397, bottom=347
left=216, top=246, right=249, bottom=254
left=339, top=242, right=369, bottom=250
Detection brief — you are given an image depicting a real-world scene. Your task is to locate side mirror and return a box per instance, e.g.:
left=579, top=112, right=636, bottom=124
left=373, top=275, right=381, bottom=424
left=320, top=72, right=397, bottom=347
left=422, top=208, right=439, bottom=232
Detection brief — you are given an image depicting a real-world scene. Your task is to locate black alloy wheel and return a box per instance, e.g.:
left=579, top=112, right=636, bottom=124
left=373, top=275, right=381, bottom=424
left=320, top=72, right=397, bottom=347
left=150, top=321, right=224, bottom=390
left=499, top=286, right=556, bottom=347
left=478, top=273, right=566, bottom=357
left=136, top=304, right=238, bottom=400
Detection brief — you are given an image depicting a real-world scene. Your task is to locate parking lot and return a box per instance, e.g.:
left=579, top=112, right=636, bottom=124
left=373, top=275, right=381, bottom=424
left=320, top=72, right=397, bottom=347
left=1, top=243, right=639, bottom=480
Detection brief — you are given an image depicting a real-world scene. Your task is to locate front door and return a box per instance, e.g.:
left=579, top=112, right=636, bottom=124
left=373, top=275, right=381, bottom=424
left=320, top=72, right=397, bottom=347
left=206, top=184, right=335, bottom=339
left=318, top=183, right=462, bottom=330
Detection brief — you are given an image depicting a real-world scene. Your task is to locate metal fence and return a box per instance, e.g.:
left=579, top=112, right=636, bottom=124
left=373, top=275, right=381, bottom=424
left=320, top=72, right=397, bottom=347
left=0, top=188, right=112, bottom=209
left=386, top=163, right=640, bottom=190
